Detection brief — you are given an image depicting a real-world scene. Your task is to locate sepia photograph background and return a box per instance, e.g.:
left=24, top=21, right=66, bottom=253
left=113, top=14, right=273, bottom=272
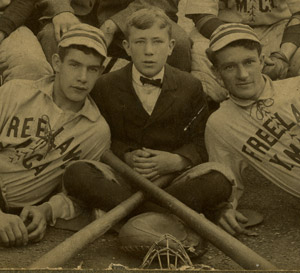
left=0, top=0, right=300, bottom=271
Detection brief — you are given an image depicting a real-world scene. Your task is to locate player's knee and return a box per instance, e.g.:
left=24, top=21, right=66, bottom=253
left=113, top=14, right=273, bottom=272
left=63, top=162, right=91, bottom=192
left=207, top=170, right=231, bottom=183
left=206, top=171, right=232, bottom=195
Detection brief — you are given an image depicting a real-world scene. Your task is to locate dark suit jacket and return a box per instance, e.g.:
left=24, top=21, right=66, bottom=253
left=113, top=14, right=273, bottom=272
left=91, top=63, right=209, bottom=166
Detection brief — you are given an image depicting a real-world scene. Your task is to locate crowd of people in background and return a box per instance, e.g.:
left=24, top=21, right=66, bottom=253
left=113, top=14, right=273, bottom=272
left=0, top=0, right=300, bottom=268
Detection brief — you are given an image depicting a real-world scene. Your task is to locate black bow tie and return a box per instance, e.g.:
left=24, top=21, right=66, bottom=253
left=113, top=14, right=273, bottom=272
left=140, top=76, right=162, bottom=87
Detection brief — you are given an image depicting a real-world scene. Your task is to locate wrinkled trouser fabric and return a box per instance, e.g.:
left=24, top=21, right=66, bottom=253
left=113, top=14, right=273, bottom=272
left=0, top=26, right=53, bottom=83
left=63, top=161, right=232, bottom=220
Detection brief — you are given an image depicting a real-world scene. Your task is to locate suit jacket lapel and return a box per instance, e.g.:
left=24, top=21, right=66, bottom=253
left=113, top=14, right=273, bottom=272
left=146, top=64, right=177, bottom=127
left=113, top=64, right=149, bottom=125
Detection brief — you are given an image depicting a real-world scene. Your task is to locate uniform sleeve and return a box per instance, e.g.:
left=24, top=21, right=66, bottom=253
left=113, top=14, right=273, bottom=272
left=286, top=0, right=300, bottom=14
left=205, top=117, right=249, bottom=209
left=281, top=23, right=300, bottom=47
left=185, top=0, right=219, bottom=16
left=281, top=1, right=300, bottom=47
left=173, top=81, right=209, bottom=165
left=0, top=84, right=8, bottom=132
left=107, top=0, right=179, bottom=33
left=46, top=192, right=83, bottom=225
left=0, top=0, right=37, bottom=36
left=37, top=0, right=74, bottom=19
left=184, top=0, right=223, bottom=38
left=0, top=81, right=18, bottom=136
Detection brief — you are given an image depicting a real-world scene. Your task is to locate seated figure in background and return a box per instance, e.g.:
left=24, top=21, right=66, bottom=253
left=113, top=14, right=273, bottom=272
left=185, top=0, right=300, bottom=103
left=0, top=0, right=52, bottom=83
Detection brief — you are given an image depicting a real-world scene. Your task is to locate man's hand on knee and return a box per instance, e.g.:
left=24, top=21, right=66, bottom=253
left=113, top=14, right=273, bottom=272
left=52, top=12, right=80, bottom=41
left=0, top=210, right=28, bottom=247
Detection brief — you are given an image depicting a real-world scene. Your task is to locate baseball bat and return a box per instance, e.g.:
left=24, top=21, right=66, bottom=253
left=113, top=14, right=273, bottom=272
left=29, top=159, right=174, bottom=268
left=30, top=150, right=277, bottom=269
left=101, top=150, right=277, bottom=270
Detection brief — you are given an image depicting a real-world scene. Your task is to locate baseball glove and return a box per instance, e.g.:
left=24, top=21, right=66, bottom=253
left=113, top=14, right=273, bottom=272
left=118, top=212, right=208, bottom=258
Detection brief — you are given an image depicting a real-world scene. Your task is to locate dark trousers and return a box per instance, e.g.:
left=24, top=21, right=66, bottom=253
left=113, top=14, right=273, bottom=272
left=63, top=162, right=232, bottom=220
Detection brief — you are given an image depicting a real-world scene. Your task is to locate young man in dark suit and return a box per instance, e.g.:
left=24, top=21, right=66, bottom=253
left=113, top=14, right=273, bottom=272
left=63, top=8, right=235, bottom=225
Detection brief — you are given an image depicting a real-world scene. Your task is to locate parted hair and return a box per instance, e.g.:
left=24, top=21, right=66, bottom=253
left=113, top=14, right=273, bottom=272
left=124, top=7, right=173, bottom=39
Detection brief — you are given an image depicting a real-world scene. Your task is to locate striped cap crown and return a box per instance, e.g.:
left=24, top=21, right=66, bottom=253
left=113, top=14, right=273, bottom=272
left=209, top=23, right=260, bottom=52
left=59, top=23, right=107, bottom=58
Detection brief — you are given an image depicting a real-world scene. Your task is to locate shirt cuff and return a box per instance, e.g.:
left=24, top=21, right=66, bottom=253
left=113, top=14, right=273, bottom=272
left=46, top=193, right=80, bottom=226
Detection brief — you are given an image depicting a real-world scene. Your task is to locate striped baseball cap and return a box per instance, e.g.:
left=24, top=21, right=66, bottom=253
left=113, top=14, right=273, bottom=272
left=209, top=23, right=260, bottom=52
left=59, top=23, right=107, bottom=58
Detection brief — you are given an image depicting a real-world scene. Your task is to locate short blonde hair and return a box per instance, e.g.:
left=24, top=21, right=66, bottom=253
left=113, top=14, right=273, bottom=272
left=124, top=7, right=172, bottom=40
